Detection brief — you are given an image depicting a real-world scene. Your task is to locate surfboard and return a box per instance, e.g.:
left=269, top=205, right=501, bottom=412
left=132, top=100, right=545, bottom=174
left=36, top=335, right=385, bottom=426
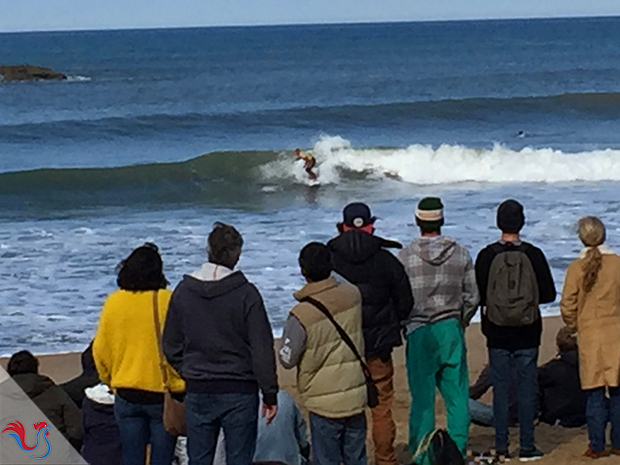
left=384, top=170, right=402, bottom=181
left=307, top=179, right=320, bottom=187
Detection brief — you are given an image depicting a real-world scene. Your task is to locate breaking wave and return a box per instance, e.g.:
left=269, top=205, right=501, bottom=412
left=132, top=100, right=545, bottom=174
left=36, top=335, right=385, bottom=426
left=3, top=136, right=620, bottom=209
left=263, top=136, right=620, bottom=185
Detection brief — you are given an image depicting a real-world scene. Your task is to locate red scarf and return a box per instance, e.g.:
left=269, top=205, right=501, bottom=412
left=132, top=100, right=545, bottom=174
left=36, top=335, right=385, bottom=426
left=342, top=224, right=374, bottom=234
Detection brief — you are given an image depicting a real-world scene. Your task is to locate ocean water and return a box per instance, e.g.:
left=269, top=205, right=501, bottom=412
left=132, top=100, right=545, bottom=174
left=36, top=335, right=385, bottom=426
left=1, top=17, right=620, bottom=355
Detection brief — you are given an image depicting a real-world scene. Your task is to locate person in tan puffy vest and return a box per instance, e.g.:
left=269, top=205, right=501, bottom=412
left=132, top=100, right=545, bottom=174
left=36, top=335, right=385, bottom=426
left=279, top=242, right=367, bottom=465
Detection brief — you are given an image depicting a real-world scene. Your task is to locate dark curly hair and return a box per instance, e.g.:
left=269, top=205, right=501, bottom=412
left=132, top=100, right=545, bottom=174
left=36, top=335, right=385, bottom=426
left=117, top=243, right=168, bottom=291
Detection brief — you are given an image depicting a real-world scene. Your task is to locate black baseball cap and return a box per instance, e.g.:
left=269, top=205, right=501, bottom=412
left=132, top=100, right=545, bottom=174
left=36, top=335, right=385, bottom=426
left=342, top=202, right=376, bottom=228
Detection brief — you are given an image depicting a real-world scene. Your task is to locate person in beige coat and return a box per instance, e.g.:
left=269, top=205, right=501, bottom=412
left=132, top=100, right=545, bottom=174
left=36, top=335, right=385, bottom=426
left=560, top=216, right=620, bottom=459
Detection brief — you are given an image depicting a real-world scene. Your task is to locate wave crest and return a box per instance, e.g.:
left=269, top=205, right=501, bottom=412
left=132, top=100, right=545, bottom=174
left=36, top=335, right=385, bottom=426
left=261, top=136, right=620, bottom=185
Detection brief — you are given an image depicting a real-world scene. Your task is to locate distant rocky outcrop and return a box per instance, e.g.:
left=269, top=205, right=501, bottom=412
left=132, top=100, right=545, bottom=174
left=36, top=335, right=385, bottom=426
left=0, top=65, right=67, bottom=82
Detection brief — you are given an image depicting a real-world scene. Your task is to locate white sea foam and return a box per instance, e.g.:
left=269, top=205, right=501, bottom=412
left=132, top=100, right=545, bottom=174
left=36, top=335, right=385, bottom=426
left=262, top=135, right=620, bottom=185
left=66, top=75, right=92, bottom=82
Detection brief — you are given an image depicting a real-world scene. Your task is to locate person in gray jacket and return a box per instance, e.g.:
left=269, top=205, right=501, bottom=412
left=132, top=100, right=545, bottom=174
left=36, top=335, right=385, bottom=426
left=398, top=197, right=479, bottom=463
left=163, top=222, right=278, bottom=465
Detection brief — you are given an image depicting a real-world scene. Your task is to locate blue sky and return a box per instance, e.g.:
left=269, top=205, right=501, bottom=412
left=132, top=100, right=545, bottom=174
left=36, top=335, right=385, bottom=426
left=1, top=0, right=619, bottom=32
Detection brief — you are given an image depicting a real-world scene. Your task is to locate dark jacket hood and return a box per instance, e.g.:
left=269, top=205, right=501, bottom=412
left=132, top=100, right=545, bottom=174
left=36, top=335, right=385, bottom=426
left=13, top=373, right=55, bottom=398
left=182, top=271, right=249, bottom=300
left=559, top=350, right=579, bottom=367
left=329, top=230, right=402, bottom=263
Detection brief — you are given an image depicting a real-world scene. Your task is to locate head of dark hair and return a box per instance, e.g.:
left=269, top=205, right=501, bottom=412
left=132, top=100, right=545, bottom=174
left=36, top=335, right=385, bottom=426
left=556, top=326, right=578, bottom=353
left=497, top=199, right=525, bottom=234
left=208, top=222, right=243, bottom=269
left=7, top=350, right=39, bottom=376
left=117, top=243, right=167, bottom=291
left=416, top=218, right=443, bottom=234
left=299, top=242, right=333, bottom=282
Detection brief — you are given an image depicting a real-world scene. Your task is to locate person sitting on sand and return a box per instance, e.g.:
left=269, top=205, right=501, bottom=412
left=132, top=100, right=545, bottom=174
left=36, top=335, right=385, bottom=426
left=60, top=342, right=100, bottom=408
left=253, top=390, right=310, bottom=465
left=469, top=326, right=586, bottom=429
left=294, top=148, right=318, bottom=181
left=561, top=216, right=620, bottom=459
left=7, top=350, right=84, bottom=450
left=469, top=365, right=518, bottom=428
left=80, top=383, right=122, bottom=465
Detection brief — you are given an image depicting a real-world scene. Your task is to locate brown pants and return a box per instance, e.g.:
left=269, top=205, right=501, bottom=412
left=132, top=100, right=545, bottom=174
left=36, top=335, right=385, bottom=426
left=368, top=355, right=397, bottom=465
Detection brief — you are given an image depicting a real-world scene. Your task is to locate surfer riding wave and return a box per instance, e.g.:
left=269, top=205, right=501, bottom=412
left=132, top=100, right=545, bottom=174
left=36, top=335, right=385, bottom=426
left=294, top=148, right=318, bottom=181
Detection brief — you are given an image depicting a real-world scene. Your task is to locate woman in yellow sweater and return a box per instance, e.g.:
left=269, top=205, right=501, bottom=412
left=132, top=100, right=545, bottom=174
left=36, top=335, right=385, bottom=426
left=93, top=243, right=184, bottom=465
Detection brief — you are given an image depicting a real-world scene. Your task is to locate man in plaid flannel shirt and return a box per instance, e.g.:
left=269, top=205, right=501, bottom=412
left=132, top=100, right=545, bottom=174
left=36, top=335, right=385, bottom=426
left=398, top=197, right=479, bottom=464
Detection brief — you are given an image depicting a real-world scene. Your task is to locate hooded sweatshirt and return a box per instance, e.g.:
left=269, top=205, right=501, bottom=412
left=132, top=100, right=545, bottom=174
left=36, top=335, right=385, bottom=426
left=163, top=263, right=279, bottom=405
left=398, top=236, right=479, bottom=335
left=12, top=373, right=84, bottom=447
left=328, top=230, right=414, bottom=358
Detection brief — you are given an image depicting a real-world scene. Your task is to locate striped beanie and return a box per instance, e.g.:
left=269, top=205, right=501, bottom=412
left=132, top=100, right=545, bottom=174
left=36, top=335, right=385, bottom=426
left=415, top=197, right=444, bottom=223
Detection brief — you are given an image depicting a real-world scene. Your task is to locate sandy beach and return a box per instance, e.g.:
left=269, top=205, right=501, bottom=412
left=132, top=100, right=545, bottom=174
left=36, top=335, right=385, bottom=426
left=1, top=316, right=614, bottom=464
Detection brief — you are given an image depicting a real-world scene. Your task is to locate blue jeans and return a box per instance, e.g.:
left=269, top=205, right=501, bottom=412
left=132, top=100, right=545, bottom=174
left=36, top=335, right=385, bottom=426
left=114, top=395, right=176, bottom=465
left=309, top=412, right=367, bottom=465
left=185, top=392, right=259, bottom=465
left=489, top=347, right=538, bottom=452
left=469, top=399, right=494, bottom=427
left=586, top=386, right=620, bottom=452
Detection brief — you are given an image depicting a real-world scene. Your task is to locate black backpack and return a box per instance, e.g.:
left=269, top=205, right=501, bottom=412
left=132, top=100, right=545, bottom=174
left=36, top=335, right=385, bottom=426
left=413, top=429, right=464, bottom=465
left=486, top=244, right=539, bottom=327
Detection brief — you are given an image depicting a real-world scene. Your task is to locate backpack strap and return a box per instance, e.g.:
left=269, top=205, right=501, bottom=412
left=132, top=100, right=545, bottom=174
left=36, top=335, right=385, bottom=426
left=300, top=296, right=373, bottom=383
left=152, top=291, right=170, bottom=391
left=411, top=429, right=439, bottom=463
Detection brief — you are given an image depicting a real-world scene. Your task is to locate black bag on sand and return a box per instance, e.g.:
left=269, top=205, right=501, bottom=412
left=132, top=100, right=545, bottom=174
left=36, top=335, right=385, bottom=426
left=300, top=296, right=379, bottom=409
left=413, top=429, right=464, bottom=465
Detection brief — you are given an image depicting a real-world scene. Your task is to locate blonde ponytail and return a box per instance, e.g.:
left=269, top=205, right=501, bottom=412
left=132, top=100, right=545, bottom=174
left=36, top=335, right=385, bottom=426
left=577, top=216, right=606, bottom=294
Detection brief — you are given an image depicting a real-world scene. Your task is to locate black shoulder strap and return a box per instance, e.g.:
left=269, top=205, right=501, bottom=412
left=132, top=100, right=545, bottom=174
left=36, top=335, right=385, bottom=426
left=300, top=296, right=372, bottom=380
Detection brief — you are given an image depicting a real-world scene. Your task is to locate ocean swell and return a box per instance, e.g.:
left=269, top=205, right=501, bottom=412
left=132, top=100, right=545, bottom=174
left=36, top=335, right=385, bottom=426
left=1, top=91, right=619, bottom=139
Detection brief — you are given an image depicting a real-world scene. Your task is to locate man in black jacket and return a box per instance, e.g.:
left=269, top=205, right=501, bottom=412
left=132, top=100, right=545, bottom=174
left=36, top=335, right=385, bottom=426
left=163, top=222, right=278, bottom=465
left=538, top=327, right=586, bottom=428
left=475, top=199, right=556, bottom=461
left=328, top=202, right=413, bottom=465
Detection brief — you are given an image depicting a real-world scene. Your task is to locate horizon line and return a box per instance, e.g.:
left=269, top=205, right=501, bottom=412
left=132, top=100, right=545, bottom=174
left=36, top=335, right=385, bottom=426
left=1, top=13, right=618, bottom=34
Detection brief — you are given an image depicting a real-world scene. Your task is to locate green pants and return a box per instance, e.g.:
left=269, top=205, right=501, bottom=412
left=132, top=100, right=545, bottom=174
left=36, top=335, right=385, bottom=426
left=406, top=318, right=470, bottom=464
